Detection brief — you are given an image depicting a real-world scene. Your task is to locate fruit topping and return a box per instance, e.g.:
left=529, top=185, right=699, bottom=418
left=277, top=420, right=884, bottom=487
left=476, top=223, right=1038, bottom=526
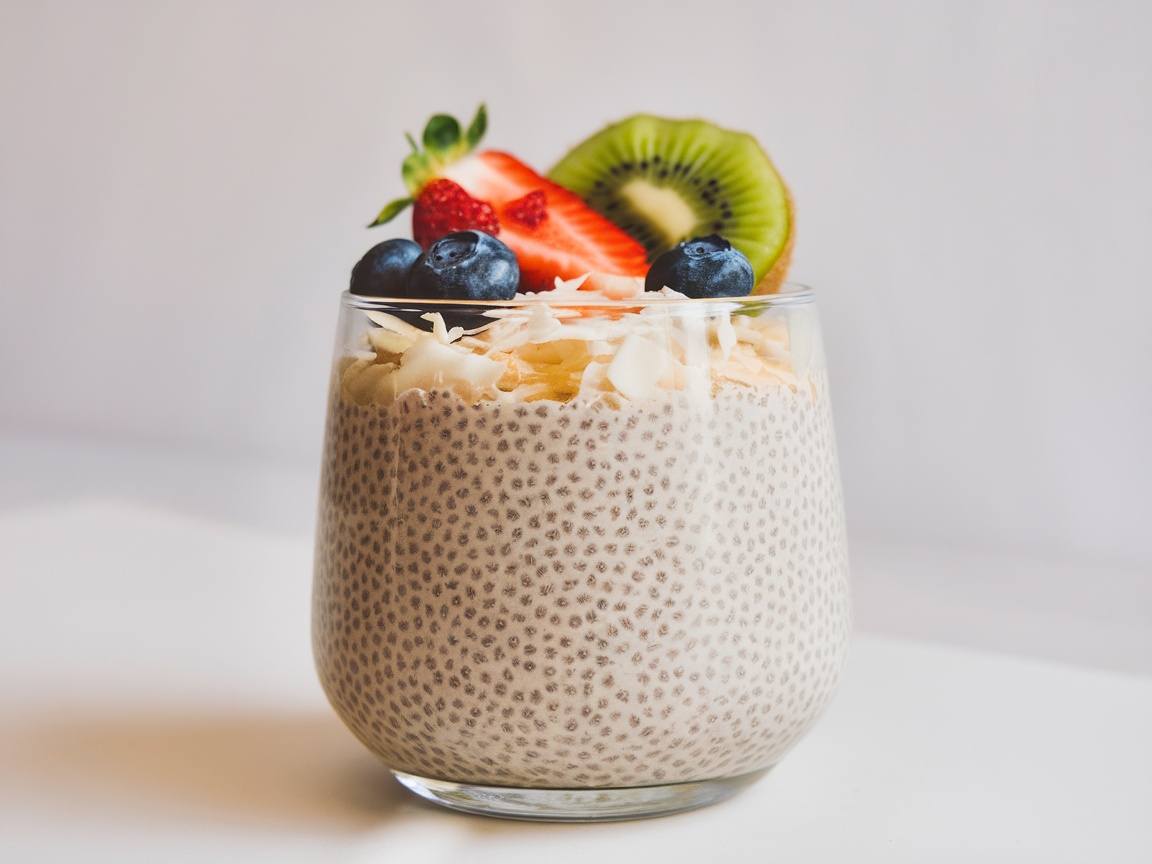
left=368, top=105, right=489, bottom=226
left=369, top=107, right=649, bottom=293
left=503, top=190, right=547, bottom=228
left=408, top=230, right=519, bottom=300
left=412, top=179, right=500, bottom=249
left=645, top=235, right=754, bottom=298
left=442, top=151, right=650, bottom=293
left=548, top=115, right=793, bottom=292
left=350, top=238, right=421, bottom=297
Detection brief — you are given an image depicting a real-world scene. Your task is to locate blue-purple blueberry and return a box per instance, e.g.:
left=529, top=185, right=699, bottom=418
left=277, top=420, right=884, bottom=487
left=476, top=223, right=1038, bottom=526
left=645, top=235, right=754, bottom=298
left=408, top=231, right=519, bottom=300
left=349, top=238, right=422, bottom=297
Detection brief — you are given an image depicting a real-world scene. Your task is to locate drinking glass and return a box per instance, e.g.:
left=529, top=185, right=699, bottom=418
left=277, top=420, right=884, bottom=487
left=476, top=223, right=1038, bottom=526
left=313, top=287, right=850, bottom=821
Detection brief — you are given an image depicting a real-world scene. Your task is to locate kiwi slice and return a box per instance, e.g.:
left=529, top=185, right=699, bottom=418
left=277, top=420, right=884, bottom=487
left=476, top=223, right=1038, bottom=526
left=549, top=115, right=793, bottom=292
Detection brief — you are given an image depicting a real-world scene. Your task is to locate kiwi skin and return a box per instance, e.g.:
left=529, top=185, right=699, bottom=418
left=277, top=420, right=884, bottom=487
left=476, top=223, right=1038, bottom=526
left=549, top=115, right=794, bottom=291
left=753, top=185, right=794, bottom=294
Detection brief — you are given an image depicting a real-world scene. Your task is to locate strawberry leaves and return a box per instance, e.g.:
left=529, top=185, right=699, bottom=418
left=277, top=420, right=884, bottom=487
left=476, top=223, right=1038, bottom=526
left=465, top=104, right=487, bottom=149
left=423, top=114, right=461, bottom=152
left=371, top=105, right=488, bottom=227
left=401, top=105, right=487, bottom=196
left=369, top=196, right=413, bottom=228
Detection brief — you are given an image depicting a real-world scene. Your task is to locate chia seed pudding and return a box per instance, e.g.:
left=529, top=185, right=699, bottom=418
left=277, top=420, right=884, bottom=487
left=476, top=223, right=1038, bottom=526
left=312, top=294, right=850, bottom=790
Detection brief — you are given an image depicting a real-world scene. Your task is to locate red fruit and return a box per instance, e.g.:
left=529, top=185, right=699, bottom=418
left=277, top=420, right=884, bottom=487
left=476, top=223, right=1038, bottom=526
left=372, top=107, right=649, bottom=293
left=442, top=152, right=649, bottom=292
left=503, top=190, right=548, bottom=228
left=412, top=179, right=500, bottom=250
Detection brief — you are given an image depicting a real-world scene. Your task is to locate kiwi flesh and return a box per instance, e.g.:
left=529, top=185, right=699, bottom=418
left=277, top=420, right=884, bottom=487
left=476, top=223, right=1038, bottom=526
left=548, top=115, right=792, bottom=292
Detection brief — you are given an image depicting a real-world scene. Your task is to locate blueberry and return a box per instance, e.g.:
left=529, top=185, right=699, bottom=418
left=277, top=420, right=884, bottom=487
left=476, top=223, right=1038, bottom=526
left=350, top=238, right=422, bottom=297
left=644, top=235, right=754, bottom=298
left=408, top=231, right=519, bottom=301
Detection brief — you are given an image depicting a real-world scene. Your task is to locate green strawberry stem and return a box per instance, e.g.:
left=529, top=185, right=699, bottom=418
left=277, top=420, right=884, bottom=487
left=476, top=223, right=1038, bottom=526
left=369, top=104, right=488, bottom=228
left=464, top=104, right=487, bottom=148
left=368, top=196, right=414, bottom=227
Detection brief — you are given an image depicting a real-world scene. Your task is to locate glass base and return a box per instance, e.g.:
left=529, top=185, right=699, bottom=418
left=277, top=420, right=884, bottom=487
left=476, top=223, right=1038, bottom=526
left=391, top=767, right=772, bottom=822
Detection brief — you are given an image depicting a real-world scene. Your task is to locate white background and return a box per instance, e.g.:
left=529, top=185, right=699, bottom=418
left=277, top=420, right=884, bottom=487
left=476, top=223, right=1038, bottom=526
left=2, top=0, right=1151, bottom=640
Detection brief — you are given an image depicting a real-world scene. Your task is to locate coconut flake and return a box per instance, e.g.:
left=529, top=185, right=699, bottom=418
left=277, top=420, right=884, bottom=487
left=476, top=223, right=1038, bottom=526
left=551, top=273, right=590, bottom=294
left=365, top=310, right=427, bottom=339
left=715, top=314, right=737, bottom=359
left=385, top=335, right=506, bottom=399
left=341, top=358, right=390, bottom=404
left=367, top=328, right=415, bottom=355
left=421, top=312, right=466, bottom=344
left=584, top=273, right=646, bottom=299
left=523, top=303, right=564, bottom=343
left=606, top=334, right=672, bottom=401
left=578, top=360, right=611, bottom=396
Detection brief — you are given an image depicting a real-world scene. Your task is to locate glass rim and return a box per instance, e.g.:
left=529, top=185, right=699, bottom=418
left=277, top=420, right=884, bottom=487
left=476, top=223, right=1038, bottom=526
left=341, top=282, right=815, bottom=312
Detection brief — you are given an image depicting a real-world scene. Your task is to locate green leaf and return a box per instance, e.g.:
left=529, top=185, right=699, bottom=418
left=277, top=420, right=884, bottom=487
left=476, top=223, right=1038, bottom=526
left=401, top=152, right=429, bottom=195
left=422, top=114, right=461, bottom=155
left=405, top=132, right=419, bottom=153
left=465, top=104, right=487, bottom=149
left=368, top=196, right=413, bottom=227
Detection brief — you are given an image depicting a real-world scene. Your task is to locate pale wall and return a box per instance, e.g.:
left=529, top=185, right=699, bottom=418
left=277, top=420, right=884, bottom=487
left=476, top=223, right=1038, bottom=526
left=2, top=0, right=1150, bottom=570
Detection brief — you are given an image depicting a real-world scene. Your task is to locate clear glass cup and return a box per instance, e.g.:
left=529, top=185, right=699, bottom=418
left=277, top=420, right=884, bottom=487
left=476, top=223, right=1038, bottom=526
left=313, top=286, right=851, bottom=821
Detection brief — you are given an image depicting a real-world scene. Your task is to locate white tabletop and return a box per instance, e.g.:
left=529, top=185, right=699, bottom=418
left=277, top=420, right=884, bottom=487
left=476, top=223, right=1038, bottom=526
left=2, top=441, right=1150, bottom=863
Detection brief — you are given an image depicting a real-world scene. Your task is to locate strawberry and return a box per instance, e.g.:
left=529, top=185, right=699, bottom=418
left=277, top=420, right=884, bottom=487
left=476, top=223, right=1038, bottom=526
left=440, top=151, right=650, bottom=293
left=370, top=106, right=649, bottom=294
left=503, top=190, right=547, bottom=228
left=412, top=179, right=499, bottom=249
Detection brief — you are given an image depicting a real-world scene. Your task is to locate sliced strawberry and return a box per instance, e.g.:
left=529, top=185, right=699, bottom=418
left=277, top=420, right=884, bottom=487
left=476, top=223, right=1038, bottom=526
left=442, top=152, right=649, bottom=292
left=503, top=190, right=547, bottom=228
left=412, top=179, right=500, bottom=249
left=371, top=106, right=649, bottom=293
